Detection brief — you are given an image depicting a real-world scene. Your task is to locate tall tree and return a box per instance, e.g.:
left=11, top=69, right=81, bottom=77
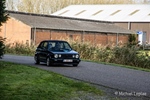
left=17, top=0, right=52, bottom=14
left=0, top=0, right=8, bottom=58
left=0, top=0, right=8, bottom=26
left=6, top=0, right=16, bottom=11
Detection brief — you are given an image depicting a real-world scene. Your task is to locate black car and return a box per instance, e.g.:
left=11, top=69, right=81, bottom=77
left=34, top=40, right=80, bottom=66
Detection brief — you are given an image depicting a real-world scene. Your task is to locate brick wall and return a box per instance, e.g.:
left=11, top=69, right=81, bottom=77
left=0, top=18, right=130, bottom=46
left=83, top=32, right=95, bottom=45
left=115, top=22, right=150, bottom=44
left=69, top=31, right=82, bottom=42
left=35, top=29, right=51, bottom=45
left=0, top=18, right=31, bottom=45
left=118, top=34, right=129, bottom=45
left=94, top=33, right=107, bottom=46
left=107, top=34, right=117, bottom=46
left=35, top=29, right=129, bottom=46
left=51, top=30, right=67, bottom=40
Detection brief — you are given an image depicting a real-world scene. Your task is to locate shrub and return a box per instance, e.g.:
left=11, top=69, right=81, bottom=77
left=5, top=41, right=150, bottom=69
left=110, top=46, right=150, bottom=68
left=127, top=34, right=138, bottom=47
left=0, top=36, right=5, bottom=58
left=5, top=42, right=36, bottom=56
left=71, top=41, right=150, bottom=69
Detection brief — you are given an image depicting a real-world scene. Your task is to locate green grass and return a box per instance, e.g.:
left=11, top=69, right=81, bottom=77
left=0, top=61, right=103, bottom=100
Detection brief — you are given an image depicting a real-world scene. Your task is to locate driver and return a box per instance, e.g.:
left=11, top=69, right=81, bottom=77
left=55, top=43, right=61, bottom=50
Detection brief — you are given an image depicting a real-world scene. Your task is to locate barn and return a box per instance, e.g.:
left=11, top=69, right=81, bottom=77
left=0, top=10, right=132, bottom=46
left=52, top=4, right=150, bottom=45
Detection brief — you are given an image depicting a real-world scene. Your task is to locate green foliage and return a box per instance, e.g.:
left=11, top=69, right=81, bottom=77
left=128, top=34, right=137, bottom=47
left=0, top=61, right=103, bottom=100
left=71, top=42, right=150, bottom=69
left=5, top=41, right=150, bottom=69
left=5, top=42, right=36, bottom=56
left=0, top=0, right=8, bottom=26
left=0, top=37, right=5, bottom=58
left=0, top=0, right=8, bottom=58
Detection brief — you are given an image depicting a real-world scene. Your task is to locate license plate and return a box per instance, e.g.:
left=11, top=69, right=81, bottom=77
left=63, top=59, right=73, bottom=62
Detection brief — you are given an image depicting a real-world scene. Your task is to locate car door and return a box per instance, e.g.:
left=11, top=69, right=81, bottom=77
left=36, top=41, right=44, bottom=60
left=40, top=41, right=49, bottom=61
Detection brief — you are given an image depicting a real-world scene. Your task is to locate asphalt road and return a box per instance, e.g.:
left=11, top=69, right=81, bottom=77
left=1, top=54, right=150, bottom=99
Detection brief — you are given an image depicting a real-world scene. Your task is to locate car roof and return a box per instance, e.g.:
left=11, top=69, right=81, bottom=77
left=41, top=40, right=68, bottom=42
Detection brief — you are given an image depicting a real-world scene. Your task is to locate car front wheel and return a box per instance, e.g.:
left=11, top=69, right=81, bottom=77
left=46, top=57, right=51, bottom=66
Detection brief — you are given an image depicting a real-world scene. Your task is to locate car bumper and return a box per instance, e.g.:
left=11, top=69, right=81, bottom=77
left=50, top=58, right=80, bottom=64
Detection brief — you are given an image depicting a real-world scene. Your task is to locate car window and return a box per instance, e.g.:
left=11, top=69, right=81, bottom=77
left=47, top=41, right=72, bottom=51
left=64, top=42, right=72, bottom=50
left=47, top=42, right=53, bottom=51
left=38, top=42, right=44, bottom=48
left=43, top=42, right=48, bottom=49
left=38, top=41, right=48, bottom=49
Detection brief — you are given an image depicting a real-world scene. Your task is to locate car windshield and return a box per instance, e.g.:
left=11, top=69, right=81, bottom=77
left=47, top=41, right=72, bottom=52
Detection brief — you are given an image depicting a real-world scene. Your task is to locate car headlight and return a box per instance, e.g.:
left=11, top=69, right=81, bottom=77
left=58, top=54, right=61, bottom=57
left=54, top=54, right=58, bottom=58
left=75, top=54, right=79, bottom=58
left=72, top=55, right=75, bottom=58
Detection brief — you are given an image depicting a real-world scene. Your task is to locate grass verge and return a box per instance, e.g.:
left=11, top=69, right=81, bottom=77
left=83, top=59, right=150, bottom=72
left=0, top=61, right=103, bottom=100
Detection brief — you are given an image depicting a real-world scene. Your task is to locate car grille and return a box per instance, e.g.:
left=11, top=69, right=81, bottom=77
left=61, top=54, right=73, bottom=59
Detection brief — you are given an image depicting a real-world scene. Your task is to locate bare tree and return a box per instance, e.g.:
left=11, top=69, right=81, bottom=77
left=17, top=0, right=52, bottom=14
left=143, top=0, right=150, bottom=3
left=6, top=0, right=16, bottom=10
left=5, top=0, right=147, bottom=14
left=17, top=0, right=34, bottom=13
left=49, top=0, right=135, bottom=13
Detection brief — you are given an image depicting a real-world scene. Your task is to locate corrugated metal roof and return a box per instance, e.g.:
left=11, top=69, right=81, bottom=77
left=51, top=4, right=150, bottom=22
left=7, top=11, right=131, bottom=34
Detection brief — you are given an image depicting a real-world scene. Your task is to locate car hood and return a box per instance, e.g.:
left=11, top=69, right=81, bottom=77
left=51, top=50, right=79, bottom=54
